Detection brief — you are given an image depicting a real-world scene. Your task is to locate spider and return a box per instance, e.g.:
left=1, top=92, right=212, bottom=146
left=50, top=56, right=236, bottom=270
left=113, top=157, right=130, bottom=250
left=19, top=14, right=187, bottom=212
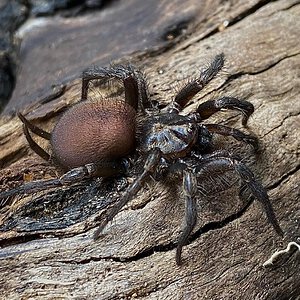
left=0, top=53, right=283, bottom=265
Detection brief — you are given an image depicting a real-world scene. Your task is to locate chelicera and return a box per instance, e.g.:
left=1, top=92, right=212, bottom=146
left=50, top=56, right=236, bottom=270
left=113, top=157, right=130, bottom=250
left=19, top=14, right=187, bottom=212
left=1, top=54, right=283, bottom=265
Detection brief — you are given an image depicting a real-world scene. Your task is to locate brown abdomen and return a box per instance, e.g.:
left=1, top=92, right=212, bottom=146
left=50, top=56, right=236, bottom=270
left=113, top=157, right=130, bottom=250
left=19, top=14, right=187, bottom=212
left=51, top=99, right=136, bottom=169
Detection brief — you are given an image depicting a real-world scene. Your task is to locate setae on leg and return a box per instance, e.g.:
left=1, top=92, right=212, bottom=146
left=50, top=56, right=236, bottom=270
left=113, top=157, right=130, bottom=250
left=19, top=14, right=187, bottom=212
left=197, top=96, right=254, bottom=126
left=205, top=123, right=258, bottom=150
left=176, top=170, right=198, bottom=265
left=195, top=154, right=283, bottom=237
left=168, top=53, right=225, bottom=113
left=93, top=149, right=161, bottom=240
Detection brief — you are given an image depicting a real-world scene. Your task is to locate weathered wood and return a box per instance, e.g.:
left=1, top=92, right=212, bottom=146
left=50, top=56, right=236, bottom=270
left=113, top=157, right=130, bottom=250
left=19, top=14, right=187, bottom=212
left=0, top=0, right=300, bottom=299
left=3, top=0, right=268, bottom=115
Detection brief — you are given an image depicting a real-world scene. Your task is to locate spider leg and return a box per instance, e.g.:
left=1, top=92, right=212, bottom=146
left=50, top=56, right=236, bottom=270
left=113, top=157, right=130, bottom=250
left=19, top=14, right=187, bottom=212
left=131, top=67, right=152, bottom=110
left=205, top=123, right=258, bottom=150
left=17, top=113, right=51, bottom=161
left=0, top=163, right=108, bottom=208
left=82, top=65, right=150, bottom=111
left=197, top=96, right=254, bottom=126
left=195, top=154, right=283, bottom=237
left=176, top=170, right=198, bottom=265
left=93, top=149, right=161, bottom=240
left=21, top=121, right=51, bottom=162
left=168, top=53, right=225, bottom=113
left=0, top=178, right=62, bottom=208
left=18, top=113, right=51, bottom=140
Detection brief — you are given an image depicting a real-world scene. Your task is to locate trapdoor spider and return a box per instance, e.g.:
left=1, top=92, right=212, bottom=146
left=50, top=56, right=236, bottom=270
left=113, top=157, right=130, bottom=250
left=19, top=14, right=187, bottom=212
left=0, top=53, right=283, bottom=265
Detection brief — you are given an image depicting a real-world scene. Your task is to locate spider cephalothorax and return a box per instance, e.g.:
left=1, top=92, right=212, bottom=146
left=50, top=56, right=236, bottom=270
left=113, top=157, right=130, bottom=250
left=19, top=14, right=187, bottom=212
left=0, top=54, right=283, bottom=265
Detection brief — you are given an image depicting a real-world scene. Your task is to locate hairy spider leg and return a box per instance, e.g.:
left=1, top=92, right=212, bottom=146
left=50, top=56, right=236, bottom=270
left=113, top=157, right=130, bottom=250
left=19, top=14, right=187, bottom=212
left=197, top=96, right=254, bottom=126
left=0, top=178, right=62, bottom=208
left=195, top=153, right=284, bottom=237
left=81, top=65, right=151, bottom=111
left=168, top=53, right=225, bottom=113
left=0, top=162, right=109, bottom=208
left=18, top=113, right=51, bottom=140
left=205, top=123, right=259, bottom=150
left=93, top=149, right=161, bottom=240
left=18, top=113, right=51, bottom=162
left=176, top=170, right=198, bottom=265
left=131, top=66, right=152, bottom=110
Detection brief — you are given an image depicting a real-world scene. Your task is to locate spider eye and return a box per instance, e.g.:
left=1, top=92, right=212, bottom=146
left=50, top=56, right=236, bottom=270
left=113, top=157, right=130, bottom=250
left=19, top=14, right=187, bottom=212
left=187, top=124, right=195, bottom=132
left=186, top=113, right=201, bottom=122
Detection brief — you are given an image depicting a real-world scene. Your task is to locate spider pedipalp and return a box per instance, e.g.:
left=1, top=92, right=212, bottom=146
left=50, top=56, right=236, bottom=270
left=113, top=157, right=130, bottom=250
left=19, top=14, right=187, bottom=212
left=0, top=53, right=283, bottom=265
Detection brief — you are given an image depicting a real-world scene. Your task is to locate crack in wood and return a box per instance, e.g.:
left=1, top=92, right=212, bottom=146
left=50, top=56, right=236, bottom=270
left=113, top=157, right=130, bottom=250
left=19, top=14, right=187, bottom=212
left=227, top=0, right=275, bottom=26
left=53, top=197, right=254, bottom=265
left=267, top=164, right=300, bottom=190
left=1, top=164, right=294, bottom=260
left=224, top=53, right=300, bottom=87
left=177, top=0, right=277, bottom=51
left=0, top=0, right=299, bottom=298
left=262, top=112, right=300, bottom=138
left=268, top=0, right=300, bottom=16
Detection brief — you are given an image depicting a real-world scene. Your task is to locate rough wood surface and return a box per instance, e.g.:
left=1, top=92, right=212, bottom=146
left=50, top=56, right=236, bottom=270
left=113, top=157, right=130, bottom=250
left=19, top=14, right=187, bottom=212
left=3, top=0, right=268, bottom=115
left=0, top=0, right=300, bottom=299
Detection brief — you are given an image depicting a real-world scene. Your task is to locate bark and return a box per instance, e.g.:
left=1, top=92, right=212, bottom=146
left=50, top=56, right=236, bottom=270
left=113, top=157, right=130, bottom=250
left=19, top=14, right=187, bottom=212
left=0, top=0, right=299, bottom=299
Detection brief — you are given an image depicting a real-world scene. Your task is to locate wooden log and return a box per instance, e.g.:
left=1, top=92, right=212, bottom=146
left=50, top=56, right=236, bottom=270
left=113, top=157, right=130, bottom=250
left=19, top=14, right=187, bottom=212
left=0, top=0, right=299, bottom=299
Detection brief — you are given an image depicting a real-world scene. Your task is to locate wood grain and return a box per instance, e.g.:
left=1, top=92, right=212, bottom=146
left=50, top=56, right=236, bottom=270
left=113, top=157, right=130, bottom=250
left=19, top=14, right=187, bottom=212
left=0, top=0, right=299, bottom=299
